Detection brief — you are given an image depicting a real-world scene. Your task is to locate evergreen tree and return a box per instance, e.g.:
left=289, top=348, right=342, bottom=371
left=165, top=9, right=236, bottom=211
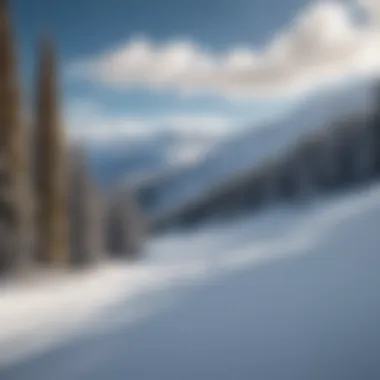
left=0, top=0, right=34, bottom=275
left=34, top=37, right=69, bottom=267
left=106, top=189, right=145, bottom=259
left=68, top=146, right=104, bottom=266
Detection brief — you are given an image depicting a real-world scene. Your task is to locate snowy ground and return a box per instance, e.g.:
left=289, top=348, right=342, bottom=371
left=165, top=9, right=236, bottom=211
left=1, top=183, right=380, bottom=379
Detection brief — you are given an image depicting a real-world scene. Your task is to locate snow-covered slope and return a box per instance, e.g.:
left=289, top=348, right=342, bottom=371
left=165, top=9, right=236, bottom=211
left=1, top=182, right=380, bottom=379
left=134, top=81, right=374, bottom=219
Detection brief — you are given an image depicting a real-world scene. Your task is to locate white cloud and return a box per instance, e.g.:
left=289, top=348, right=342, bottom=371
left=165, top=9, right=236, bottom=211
left=69, top=0, right=380, bottom=98
left=65, top=100, right=236, bottom=144
left=359, top=0, right=380, bottom=26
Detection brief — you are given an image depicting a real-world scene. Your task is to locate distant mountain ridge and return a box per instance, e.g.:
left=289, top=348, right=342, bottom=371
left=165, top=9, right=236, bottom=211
left=87, top=79, right=376, bottom=221
left=130, top=80, right=375, bottom=219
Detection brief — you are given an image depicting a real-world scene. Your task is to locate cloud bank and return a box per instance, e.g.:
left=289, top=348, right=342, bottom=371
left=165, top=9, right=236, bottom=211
left=66, top=100, right=236, bottom=143
left=70, top=0, right=380, bottom=98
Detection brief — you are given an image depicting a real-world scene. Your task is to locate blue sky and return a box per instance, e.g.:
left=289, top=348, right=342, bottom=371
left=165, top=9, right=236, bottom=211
left=13, top=0, right=312, bottom=59
left=9, top=0, right=380, bottom=143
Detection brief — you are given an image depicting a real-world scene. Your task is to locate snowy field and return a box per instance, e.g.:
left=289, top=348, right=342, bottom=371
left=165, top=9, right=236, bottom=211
left=1, top=183, right=380, bottom=379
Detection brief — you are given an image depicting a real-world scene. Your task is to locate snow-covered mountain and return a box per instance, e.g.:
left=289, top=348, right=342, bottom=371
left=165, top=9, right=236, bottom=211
left=88, top=128, right=222, bottom=190
left=131, top=80, right=375, bottom=219
left=85, top=78, right=376, bottom=223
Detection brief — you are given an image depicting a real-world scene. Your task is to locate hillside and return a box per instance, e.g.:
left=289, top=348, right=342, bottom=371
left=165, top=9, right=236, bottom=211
left=1, top=182, right=380, bottom=379
left=129, top=80, right=374, bottom=220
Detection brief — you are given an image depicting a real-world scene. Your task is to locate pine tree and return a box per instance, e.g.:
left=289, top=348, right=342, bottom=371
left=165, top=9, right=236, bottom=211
left=34, top=37, right=69, bottom=267
left=89, top=183, right=105, bottom=263
left=0, top=0, right=34, bottom=276
left=106, top=188, right=145, bottom=259
left=68, top=146, right=104, bottom=266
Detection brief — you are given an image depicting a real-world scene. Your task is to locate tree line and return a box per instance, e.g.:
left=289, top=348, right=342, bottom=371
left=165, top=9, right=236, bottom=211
left=0, top=0, right=145, bottom=279
left=150, top=96, right=380, bottom=232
